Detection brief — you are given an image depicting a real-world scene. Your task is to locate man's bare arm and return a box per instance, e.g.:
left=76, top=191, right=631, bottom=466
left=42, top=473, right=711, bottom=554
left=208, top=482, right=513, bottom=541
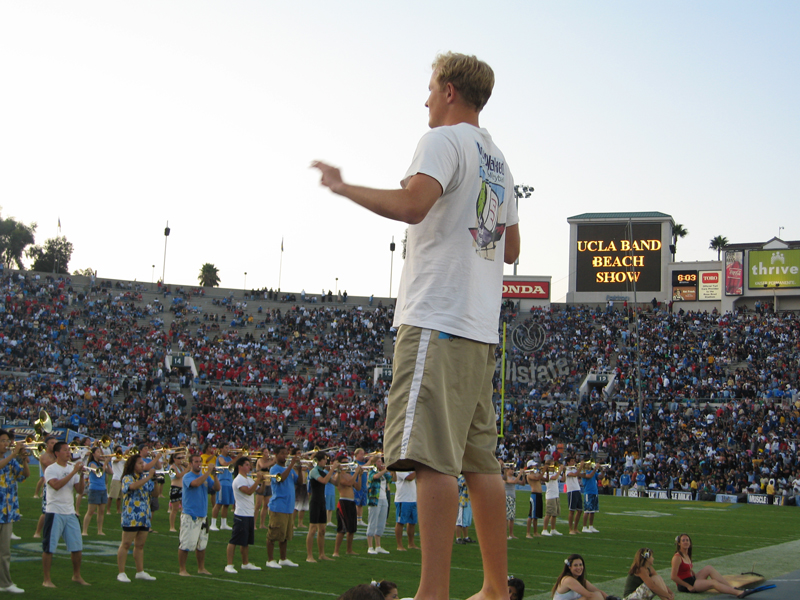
left=504, top=223, right=520, bottom=264
left=311, top=161, right=442, bottom=225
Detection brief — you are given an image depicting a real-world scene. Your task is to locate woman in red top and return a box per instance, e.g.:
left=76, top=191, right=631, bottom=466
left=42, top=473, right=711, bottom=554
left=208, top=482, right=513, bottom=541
left=670, top=533, right=745, bottom=597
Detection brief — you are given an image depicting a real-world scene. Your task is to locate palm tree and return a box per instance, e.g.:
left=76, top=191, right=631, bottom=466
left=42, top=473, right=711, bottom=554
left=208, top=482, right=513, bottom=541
left=198, top=263, right=220, bottom=287
left=709, top=235, right=729, bottom=261
left=671, top=223, right=688, bottom=261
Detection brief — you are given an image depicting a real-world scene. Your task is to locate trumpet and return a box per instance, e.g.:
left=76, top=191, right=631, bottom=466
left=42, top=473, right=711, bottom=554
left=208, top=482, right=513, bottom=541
left=83, top=464, right=104, bottom=477
left=155, top=468, right=177, bottom=478
left=99, top=434, right=113, bottom=448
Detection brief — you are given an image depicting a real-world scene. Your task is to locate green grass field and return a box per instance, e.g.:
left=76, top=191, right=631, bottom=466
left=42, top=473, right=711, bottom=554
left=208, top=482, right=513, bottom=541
left=9, top=477, right=799, bottom=599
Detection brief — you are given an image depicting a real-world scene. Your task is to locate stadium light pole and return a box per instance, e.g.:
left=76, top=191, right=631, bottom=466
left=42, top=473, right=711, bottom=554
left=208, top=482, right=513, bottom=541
left=151, top=264, right=155, bottom=286
left=244, top=271, right=247, bottom=291
left=778, top=226, right=784, bottom=239
left=335, top=277, right=338, bottom=296
left=161, top=222, right=170, bottom=285
left=389, top=236, right=396, bottom=298
left=512, top=184, right=533, bottom=276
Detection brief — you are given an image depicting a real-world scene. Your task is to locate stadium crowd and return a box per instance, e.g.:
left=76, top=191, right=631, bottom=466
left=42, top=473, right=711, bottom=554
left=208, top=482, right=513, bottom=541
left=1, top=271, right=799, bottom=498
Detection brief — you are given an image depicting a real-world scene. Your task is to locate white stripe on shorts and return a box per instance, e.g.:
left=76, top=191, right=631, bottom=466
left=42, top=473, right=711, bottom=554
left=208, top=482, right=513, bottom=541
left=399, top=328, right=432, bottom=459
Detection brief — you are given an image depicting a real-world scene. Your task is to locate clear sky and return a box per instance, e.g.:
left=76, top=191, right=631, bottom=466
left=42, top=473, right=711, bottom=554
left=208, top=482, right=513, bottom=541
left=2, top=1, right=798, bottom=301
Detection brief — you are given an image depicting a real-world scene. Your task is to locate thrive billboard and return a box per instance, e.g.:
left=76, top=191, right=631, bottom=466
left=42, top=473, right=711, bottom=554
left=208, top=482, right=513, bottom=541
left=748, top=249, right=800, bottom=289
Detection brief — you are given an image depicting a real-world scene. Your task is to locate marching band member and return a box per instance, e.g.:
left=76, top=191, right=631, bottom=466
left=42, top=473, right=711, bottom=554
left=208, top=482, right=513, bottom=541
left=116, top=453, right=159, bottom=582
left=255, top=448, right=275, bottom=530
left=33, top=436, right=58, bottom=539
left=168, top=451, right=190, bottom=532
left=0, top=430, right=29, bottom=594
left=224, top=456, right=264, bottom=573
left=366, top=457, right=392, bottom=555
left=565, top=457, right=583, bottom=535
left=526, top=460, right=544, bottom=538
left=210, top=444, right=235, bottom=531
left=42, top=441, right=89, bottom=588
left=106, top=446, right=125, bottom=516
left=178, top=454, right=220, bottom=576
left=82, top=446, right=111, bottom=536
left=306, top=452, right=337, bottom=562
left=266, top=446, right=299, bottom=568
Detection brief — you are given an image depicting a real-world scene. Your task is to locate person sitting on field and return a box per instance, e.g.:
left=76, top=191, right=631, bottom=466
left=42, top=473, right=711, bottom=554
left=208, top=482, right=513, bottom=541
left=670, top=534, right=745, bottom=597
left=623, top=547, right=674, bottom=600
left=552, top=553, right=610, bottom=600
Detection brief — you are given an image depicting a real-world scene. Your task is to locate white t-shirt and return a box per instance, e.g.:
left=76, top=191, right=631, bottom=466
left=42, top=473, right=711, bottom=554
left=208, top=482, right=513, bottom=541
left=44, top=463, right=80, bottom=515
left=395, top=123, right=519, bottom=344
left=233, top=474, right=255, bottom=517
left=111, top=458, right=125, bottom=481
left=394, top=472, right=417, bottom=503
left=545, top=474, right=562, bottom=500
left=565, top=467, right=581, bottom=493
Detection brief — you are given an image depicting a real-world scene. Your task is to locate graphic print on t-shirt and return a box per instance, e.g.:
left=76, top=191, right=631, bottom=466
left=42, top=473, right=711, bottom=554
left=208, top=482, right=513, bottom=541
left=469, top=142, right=507, bottom=261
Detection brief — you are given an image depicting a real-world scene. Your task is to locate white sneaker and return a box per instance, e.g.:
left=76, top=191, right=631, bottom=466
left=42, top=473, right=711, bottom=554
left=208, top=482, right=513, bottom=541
left=278, top=559, right=299, bottom=567
left=589, top=526, right=599, bottom=533
left=551, top=530, right=563, bottom=536
left=0, top=584, right=24, bottom=593
left=225, top=565, right=238, bottom=574
left=541, top=530, right=552, bottom=536
left=357, top=520, right=367, bottom=526
left=582, top=527, right=591, bottom=533
left=326, top=522, right=335, bottom=528
left=266, top=560, right=282, bottom=569
left=135, top=571, right=156, bottom=581
left=220, top=522, right=232, bottom=530
left=209, top=524, right=220, bottom=531
left=241, top=563, right=262, bottom=571
left=368, top=548, right=378, bottom=555
left=117, top=573, right=131, bottom=583
left=375, top=547, right=390, bottom=554
left=9, top=533, right=21, bottom=540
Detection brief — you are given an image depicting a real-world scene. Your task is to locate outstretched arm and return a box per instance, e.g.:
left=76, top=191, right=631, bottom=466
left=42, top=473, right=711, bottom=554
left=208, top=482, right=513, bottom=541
left=311, top=161, right=442, bottom=225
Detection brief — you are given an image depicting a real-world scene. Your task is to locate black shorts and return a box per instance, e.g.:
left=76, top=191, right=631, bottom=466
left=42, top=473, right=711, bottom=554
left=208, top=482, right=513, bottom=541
left=336, top=499, right=357, bottom=534
left=568, top=490, right=583, bottom=511
left=677, top=576, right=697, bottom=593
left=528, top=492, right=543, bottom=519
left=309, top=497, right=326, bottom=524
left=229, top=515, right=255, bottom=547
left=169, top=486, right=182, bottom=503
left=122, top=526, right=150, bottom=533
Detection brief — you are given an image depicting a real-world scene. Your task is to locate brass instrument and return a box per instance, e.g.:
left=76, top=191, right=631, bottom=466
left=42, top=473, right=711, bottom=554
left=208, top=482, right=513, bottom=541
left=99, top=435, right=112, bottom=448
left=24, top=410, right=53, bottom=458
left=83, top=464, right=104, bottom=477
left=155, top=468, right=177, bottom=478
left=33, top=410, right=53, bottom=437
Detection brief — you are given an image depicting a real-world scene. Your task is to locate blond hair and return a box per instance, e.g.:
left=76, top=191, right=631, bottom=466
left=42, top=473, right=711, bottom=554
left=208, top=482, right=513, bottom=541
left=432, top=52, right=494, bottom=112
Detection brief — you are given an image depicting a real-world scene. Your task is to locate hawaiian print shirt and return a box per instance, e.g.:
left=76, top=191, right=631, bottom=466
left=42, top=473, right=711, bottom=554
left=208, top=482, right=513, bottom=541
left=0, top=459, right=24, bottom=524
left=121, top=473, right=154, bottom=528
left=457, top=475, right=470, bottom=507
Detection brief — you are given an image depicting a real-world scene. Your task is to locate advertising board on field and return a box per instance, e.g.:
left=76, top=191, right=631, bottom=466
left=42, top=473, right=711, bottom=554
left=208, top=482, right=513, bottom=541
left=670, top=491, right=694, bottom=501
left=747, top=493, right=769, bottom=505
left=646, top=489, right=669, bottom=499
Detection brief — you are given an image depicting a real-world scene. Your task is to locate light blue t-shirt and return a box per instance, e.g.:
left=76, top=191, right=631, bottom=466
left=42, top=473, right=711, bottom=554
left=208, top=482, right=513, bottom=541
left=183, top=471, right=212, bottom=518
left=267, top=464, right=298, bottom=514
left=583, top=471, right=599, bottom=495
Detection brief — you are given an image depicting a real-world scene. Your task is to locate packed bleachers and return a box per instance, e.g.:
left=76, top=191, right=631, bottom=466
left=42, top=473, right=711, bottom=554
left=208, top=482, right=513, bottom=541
left=2, top=270, right=798, bottom=498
